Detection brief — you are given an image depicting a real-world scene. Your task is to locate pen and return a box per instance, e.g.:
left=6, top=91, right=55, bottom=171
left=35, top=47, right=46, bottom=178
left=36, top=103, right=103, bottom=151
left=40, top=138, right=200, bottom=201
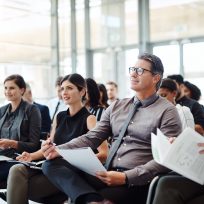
left=40, top=139, right=56, bottom=146
left=14, top=153, right=21, bottom=156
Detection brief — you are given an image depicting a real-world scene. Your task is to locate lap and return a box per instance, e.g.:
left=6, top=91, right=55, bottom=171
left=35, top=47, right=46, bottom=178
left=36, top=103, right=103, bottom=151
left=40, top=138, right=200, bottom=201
left=155, top=175, right=204, bottom=203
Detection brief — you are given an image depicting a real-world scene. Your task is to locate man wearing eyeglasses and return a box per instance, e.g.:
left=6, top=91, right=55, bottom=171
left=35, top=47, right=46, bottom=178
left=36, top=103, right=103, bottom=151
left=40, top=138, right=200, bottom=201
left=41, top=53, right=182, bottom=204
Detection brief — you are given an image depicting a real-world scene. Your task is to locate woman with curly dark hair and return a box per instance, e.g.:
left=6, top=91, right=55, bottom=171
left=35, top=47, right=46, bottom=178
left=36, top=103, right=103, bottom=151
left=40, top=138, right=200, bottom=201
left=85, top=78, right=105, bottom=121
left=98, top=83, right=109, bottom=109
left=183, top=81, right=201, bottom=101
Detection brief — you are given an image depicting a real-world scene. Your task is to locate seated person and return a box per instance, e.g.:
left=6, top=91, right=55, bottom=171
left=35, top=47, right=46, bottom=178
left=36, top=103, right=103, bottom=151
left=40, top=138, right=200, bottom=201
left=0, top=74, right=41, bottom=184
left=41, top=53, right=182, bottom=204
left=158, top=78, right=195, bottom=130
left=23, top=82, right=51, bottom=140
left=4, top=74, right=108, bottom=204
left=85, top=78, right=105, bottom=121
left=152, top=141, right=204, bottom=204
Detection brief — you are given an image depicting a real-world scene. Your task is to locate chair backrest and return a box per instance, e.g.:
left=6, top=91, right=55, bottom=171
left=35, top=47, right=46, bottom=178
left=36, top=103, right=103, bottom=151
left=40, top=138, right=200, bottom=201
left=146, top=175, right=162, bottom=204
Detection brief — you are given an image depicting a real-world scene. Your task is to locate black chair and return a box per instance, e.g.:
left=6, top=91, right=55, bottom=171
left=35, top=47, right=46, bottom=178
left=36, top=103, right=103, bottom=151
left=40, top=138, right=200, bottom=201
left=146, top=175, right=162, bottom=204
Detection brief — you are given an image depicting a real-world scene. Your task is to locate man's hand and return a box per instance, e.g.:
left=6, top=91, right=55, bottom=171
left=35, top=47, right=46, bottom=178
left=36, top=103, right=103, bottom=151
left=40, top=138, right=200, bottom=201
left=41, top=138, right=59, bottom=160
left=0, top=139, right=17, bottom=149
left=95, top=171, right=126, bottom=186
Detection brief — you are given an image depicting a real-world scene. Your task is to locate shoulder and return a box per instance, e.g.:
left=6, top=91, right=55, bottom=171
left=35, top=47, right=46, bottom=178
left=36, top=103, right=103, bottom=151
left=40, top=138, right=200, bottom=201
left=155, top=96, right=176, bottom=110
left=86, top=114, right=97, bottom=130
left=34, top=102, right=49, bottom=111
left=0, top=104, right=9, bottom=116
left=111, top=98, right=132, bottom=109
left=22, top=101, right=40, bottom=113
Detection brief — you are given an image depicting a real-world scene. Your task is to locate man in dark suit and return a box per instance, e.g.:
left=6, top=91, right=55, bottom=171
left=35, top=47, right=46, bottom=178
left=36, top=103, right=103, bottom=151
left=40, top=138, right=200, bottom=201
left=23, top=83, right=51, bottom=140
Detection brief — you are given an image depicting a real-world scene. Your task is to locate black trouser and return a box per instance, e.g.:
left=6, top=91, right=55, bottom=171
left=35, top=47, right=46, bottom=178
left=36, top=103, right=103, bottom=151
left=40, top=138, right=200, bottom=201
left=42, top=158, right=149, bottom=204
left=0, top=161, right=18, bottom=183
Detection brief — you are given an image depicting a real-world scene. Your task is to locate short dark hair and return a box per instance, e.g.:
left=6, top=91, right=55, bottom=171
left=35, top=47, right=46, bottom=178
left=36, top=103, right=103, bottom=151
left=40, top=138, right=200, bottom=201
left=138, top=53, right=164, bottom=90
left=106, top=81, right=118, bottom=89
left=160, top=78, right=177, bottom=92
left=61, top=73, right=86, bottom=92
left=184, top=81, right=201, bottom=101
left=167, top=74, right=184, bottom=85
left=4, top=74, right=26, bottom=90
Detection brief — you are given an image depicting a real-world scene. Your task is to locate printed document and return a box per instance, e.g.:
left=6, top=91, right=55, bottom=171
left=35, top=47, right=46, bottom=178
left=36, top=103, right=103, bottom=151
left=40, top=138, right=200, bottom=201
left=57, top=147, right=107, bottom=176
left=151, top=127, right=204, bottom=185
left=0, top=155, right=12, bottom=161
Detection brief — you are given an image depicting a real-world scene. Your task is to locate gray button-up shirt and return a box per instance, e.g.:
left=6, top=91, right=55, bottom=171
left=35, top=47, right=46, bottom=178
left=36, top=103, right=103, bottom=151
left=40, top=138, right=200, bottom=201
left=58, top=93, right=182, bottom=186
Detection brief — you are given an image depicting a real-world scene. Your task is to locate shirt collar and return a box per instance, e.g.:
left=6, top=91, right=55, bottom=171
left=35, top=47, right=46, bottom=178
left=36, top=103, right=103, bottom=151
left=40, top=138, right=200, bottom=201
left=134, top=93, right=159, bottom=107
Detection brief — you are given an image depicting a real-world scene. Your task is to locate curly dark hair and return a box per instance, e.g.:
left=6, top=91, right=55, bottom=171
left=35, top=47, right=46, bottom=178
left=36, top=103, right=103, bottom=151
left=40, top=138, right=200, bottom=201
left=85, top=78, right=101, bottom=108
left=98, top=83, right=109, bottom=108
left=184, top=81, right=201, bottom=101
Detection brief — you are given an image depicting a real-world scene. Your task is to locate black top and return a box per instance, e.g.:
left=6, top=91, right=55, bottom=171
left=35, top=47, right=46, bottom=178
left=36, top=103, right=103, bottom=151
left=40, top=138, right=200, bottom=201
left=54, top=107, right=91, bottom=145
left=34, top=102, right=51, bottom=139
left=177, top=96, right=204, bottom=128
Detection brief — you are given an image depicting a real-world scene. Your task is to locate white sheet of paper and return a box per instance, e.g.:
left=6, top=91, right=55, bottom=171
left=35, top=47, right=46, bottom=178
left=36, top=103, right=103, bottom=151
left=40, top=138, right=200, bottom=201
left=151, top=127, right=204, bottom=185
left=57, top=147, right=107, bottom=176
left=0, top=155, right=12, bottom=161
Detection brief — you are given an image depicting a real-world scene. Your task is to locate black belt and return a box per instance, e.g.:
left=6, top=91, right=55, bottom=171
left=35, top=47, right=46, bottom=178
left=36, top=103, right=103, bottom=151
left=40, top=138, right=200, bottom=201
left=111, top=168, right=129, bottom=172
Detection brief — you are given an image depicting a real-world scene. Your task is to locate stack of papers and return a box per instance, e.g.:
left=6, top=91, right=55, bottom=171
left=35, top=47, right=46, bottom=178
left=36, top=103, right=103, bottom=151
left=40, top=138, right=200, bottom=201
left=151, top=128, right=204, bottom=184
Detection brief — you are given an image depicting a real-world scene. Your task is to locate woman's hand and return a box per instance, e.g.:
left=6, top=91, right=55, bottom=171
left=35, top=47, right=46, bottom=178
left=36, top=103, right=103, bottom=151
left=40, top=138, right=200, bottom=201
left=16, top=152, right=32, bottom=162
left=41, top=138, right=59, bottom=160
left=0, top=139, right=18, bottom=149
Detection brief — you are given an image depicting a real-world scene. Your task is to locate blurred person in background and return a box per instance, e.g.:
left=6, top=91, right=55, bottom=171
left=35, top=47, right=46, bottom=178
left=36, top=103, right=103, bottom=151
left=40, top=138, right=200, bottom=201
left=98, top=83, right=109, bottom=109
left=23, top=83, right=51, bottom=140
left=168, top=74, right=204, bottom=135
left=183, top=81, right=201, bottom=101
left=85, top=78, right=105, bottom=121
left=47, top=76, right=67, bottom=123
left=158, top=78, right=194, bottom=130
left=106, top=81, right=118, bottom=105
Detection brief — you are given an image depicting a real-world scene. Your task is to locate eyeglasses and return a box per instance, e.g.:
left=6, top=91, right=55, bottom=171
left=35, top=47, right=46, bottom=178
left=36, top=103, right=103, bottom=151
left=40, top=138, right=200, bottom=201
left=129, top=67, right=154, bottom=76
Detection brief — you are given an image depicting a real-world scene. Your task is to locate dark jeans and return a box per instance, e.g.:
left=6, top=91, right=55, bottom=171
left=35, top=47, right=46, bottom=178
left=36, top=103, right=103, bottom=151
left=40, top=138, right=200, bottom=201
left=42, top=158, right=149, bottom=204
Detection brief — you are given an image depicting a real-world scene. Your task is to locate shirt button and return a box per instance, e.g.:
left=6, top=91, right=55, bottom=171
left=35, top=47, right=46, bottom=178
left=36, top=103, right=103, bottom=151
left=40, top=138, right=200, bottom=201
left=123, top=143, right=126, bottom=146
left=118, top=158, right=121, bottom=161
left=130, top=121, right=134, bottom=124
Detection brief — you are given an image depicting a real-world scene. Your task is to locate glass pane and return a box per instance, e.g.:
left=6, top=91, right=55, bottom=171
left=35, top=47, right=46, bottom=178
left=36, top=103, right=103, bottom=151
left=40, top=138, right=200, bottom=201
left=119, top=48, right=139, bottom=98
left=76, top=52, right=86, bottom=77
left=150, top=0, right=204, bottom=42
left=93, top=52, right=113, bottom=83
left=90, top=0, right=138, bottom=49
left=183, top=42, right=204, bottom=73
left=59, top=0, right=71, bottom=73
left=93, top=48, right=139, bottom=99
left=153, top=45, right=180, bottom=76
left=0, top=0, right=52, bottom=105
left=0, top=64, right=54, bottom=105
